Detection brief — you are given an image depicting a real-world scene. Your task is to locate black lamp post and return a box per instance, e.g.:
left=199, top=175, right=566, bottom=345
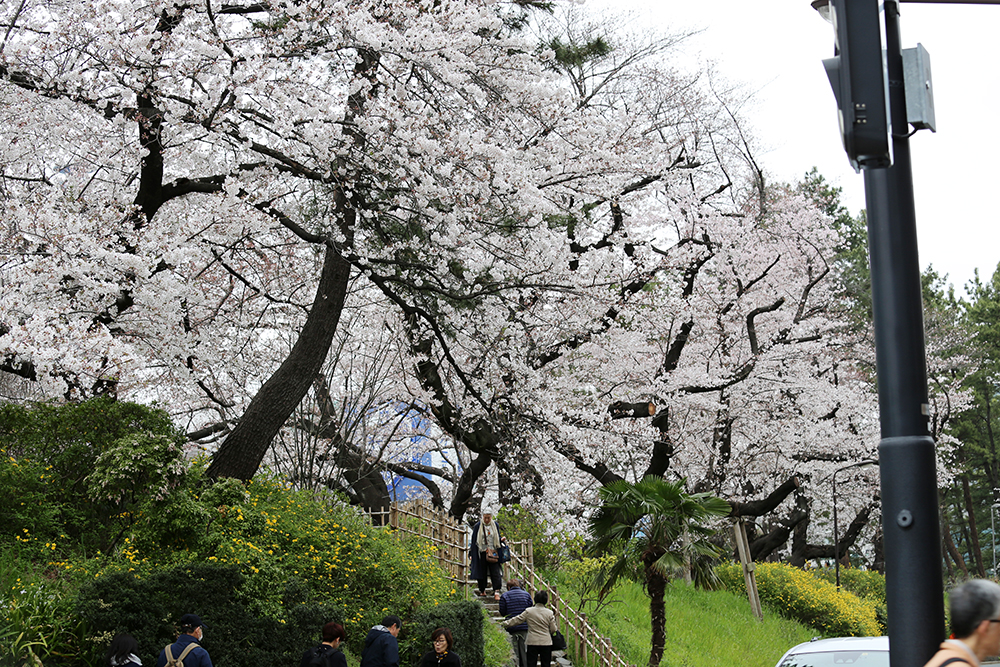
left=830, top=460, right=878, bottom=589
left=813, top=2, right=942, bottom=666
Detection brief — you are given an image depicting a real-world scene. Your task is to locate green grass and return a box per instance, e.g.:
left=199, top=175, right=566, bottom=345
left=483, top=607, right=517, bottom=667
left=562, top=579, right=817, bottom=667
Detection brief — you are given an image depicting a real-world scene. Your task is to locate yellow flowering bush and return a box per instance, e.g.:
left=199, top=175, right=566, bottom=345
left=716, top=561, right=881, bottom=637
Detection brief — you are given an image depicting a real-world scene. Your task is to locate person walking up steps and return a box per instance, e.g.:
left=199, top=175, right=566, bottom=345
left=502, top=590, right=557, bottom=667
left=500, top=579, right=532, bottom=667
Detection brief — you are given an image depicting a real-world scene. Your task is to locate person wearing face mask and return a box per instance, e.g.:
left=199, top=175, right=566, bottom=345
left=157, top=614, right=212, bottom=667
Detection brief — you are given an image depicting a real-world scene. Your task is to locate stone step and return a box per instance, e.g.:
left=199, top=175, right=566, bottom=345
left=474, top=598, right=575, bottom=667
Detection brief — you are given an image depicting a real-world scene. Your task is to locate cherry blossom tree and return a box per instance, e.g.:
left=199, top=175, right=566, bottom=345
left=2, top=0, right=909, bottom=565
left=0, top=0, right=586, bottom=486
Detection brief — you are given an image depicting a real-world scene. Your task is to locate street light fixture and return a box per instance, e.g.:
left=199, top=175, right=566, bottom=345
left=811, top=0, right=833, bottom=22
left=829, top=459, right=879, bottom=589
left=811, top=2, right=995, bottom=667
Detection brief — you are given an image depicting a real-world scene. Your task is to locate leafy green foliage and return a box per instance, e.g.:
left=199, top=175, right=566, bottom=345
left=811, top=567, right=886, bottom=633
left=588, top=476, right=730, bottom=667
left=76, top=562, right=340, bottom=667
left=0, top=580, right=88, bottom=667
left=588, top=476, right=731, bottom=594
left=56, top=475, right=456, bottom=637
left=1, top=399, right=457, bottom=666
left=497, top=504, right=582, bottom=570
left=548, top=36, right=612, bottom=68
left=716, top=562, right=881, bottom=637
left=481, top=611, right=517, bottom=667
left=0, top=398, right=185, bottom=554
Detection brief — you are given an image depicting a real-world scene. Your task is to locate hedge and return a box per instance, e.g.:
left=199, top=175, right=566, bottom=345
left=398, top=600, right=485, bottom=667
left=717, top=561, right=881, bottom=637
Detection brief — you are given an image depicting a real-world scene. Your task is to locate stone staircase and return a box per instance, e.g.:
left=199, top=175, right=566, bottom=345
left=475, top=593, right=574, bottom=667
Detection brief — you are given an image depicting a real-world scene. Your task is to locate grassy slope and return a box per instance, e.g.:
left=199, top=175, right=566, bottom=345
left=572, top=579, right=816, bottom=667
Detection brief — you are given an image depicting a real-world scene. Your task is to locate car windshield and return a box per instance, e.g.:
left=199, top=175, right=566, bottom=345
left=781, top=651, right=890, bottom=667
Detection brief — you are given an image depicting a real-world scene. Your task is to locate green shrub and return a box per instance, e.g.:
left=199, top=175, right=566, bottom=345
left=51, top=474, right=455, bottom=657
left=811, top=567, right=886, bottom=602
left=717, top=561, right=881, bottom=637
left=399, top=600, right=484, bottom=667
left=496, top=504, right=583, bottom=570
left=0, top=398, right=185, bottom=554
left=0, top=580, right=91, bottom=667
left=76, top=562, right=343, bottom=667
left=811, top=567, right=886, bottom=633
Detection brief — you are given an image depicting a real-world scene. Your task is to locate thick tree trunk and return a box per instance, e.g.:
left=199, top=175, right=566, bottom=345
left=645, top=566, right=667, bottom=667
left=206, top=246, right=351, bottom=481
left=872, top=525, right=885, bottom=574
left=748, top=510, right=808, bottom=563
left=449, top=451, right=494, bottom=521
left=790, top=505, right=873, bottom=566
left=961, top=475, right=987, bottom=577
left=941, top=508, right=970, bottom=577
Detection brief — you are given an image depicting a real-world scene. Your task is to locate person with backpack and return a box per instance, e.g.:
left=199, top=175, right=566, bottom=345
left=156, top=614, right=212, bottom=667
left=300, top=622, right=347, bottom=667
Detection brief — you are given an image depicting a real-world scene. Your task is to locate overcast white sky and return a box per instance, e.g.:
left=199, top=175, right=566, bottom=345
left=589, top=0, right=1000, bottom=296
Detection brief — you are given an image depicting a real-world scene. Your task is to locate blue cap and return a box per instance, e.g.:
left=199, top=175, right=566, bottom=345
left=179, top=613, right=207, bottom=630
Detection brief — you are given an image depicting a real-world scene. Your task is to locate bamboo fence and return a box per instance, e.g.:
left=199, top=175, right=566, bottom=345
left=366, top=501, right=635, bottom=667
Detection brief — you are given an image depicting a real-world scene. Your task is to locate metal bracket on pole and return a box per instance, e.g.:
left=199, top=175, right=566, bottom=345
left=734, top=519, right=763, bottom=621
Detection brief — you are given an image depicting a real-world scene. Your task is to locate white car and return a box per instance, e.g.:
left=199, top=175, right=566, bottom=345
left=774, top=636, right=889, bottom=667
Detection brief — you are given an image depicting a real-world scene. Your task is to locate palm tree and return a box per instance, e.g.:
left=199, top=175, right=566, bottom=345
left=588, top=475, right=731, bottom=667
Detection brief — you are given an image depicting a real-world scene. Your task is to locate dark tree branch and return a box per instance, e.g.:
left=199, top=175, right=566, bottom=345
left=727, top=476, right=800, bottom=518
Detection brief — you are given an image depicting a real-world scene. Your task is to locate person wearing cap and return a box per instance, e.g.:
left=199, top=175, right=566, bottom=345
left=470, top=508, right=505, bottom=600
left=157, top=613, right=212, bottom=667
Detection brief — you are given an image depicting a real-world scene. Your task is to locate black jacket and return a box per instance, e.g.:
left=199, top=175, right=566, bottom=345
left=300, top=644, right=347, bottom=667
left=419, top=650, right=462, bottom=667
left=361, top=626, right=399, bottom=667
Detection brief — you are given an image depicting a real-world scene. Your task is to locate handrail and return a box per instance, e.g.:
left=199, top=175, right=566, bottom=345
left=366, top=501, right=634, bottom=667
left=505, top=546, right=634, bottom=667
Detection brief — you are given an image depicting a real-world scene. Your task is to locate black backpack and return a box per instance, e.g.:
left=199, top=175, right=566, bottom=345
left=306, top=644, right=338, bottom=667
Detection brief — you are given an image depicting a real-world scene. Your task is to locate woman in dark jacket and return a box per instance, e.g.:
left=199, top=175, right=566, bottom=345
left=419, top=627, right=461, bottom=667
left=105, top=633, right=142, bottom=667
left=300, top=622, right=347, bottom=667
